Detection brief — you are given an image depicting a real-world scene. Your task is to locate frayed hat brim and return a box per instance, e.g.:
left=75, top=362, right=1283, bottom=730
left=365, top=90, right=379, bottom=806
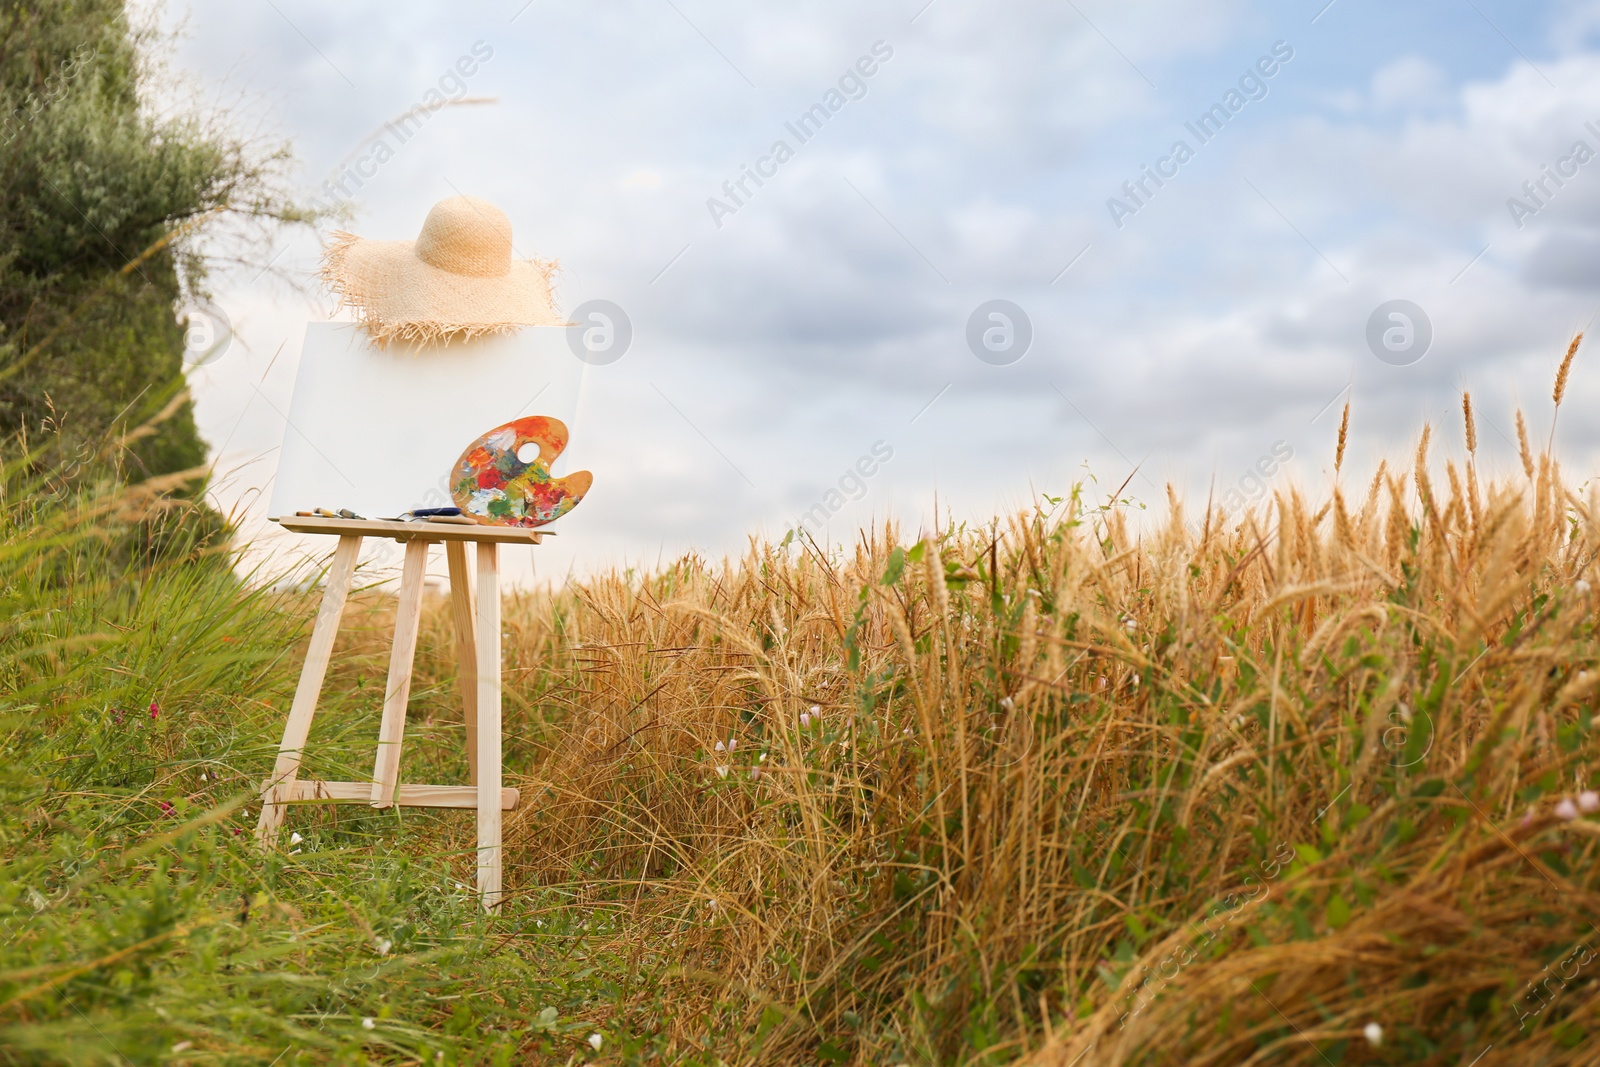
left=321, top=231, right=568, bottom=348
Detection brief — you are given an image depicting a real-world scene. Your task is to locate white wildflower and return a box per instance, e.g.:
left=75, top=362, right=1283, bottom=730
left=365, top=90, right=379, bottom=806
left=1362, top=1022, right=1381, bottom=1046
left=800, top=712, right=811, bottom=727
left=716, top=765, right=729, bottom=778
left=289, top=832, right=303, bottom=845
left=1000, top=696, right=1015, bottom=711
left=362, top=1017, right=376, bottom=1031
left=588, top=1033, right=604, bottom=1050
left=375, top=938, right=392, bottom=956
left=714, top=740, right=725, bottom=752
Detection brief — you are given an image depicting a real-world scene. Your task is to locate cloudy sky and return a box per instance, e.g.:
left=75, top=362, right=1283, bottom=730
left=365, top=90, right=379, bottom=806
left=155, top=0, right=1600, bottom=584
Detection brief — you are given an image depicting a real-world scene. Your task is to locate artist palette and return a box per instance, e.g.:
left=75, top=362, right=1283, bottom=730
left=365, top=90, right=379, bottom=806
left=450, top=416, right=592, bottom=528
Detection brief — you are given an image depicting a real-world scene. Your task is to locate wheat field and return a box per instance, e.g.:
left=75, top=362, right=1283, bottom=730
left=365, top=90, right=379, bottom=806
left=321, top=340, right=1600, bottom=1064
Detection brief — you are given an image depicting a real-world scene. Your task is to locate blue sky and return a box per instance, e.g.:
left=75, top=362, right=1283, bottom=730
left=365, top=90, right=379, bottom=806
left=156, top=0, right=1600, bottom=582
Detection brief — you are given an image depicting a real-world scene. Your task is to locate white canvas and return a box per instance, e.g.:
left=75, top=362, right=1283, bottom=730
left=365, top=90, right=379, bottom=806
left=268, top=323, right=588, bottom=519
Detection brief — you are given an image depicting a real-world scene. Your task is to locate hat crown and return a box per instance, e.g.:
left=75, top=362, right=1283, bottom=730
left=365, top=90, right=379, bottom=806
left=414, top=196, right=513, bottom=278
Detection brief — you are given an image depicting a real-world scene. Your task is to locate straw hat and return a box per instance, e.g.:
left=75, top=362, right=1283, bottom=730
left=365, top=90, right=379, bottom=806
left=321, top=196, right=565, bottom=347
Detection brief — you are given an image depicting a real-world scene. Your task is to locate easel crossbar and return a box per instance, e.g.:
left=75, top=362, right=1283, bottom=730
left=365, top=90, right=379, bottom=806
left=277, top=780, right=520, bottom=810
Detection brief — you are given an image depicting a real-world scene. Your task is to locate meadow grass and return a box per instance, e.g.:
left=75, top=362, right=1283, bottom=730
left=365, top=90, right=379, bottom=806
left=6, top=350, right=1600, bottom=1065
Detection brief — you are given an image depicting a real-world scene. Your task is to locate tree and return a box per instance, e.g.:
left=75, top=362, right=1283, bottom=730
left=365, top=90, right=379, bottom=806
left=0, top=0, right=304, bottom=485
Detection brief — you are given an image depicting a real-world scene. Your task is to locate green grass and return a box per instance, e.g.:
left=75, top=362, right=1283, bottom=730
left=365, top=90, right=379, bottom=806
left=0, top=480, right=636, bottom=1066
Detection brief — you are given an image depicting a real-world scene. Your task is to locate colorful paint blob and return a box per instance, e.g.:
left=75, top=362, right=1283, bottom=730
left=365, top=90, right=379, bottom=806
left=449, top=416, right=592, bottom=527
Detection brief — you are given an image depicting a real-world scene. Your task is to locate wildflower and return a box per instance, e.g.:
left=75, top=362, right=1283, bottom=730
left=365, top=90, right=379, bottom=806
left=727, top=738, right=737, bottom=751
left=289, top=831, right=304, bottom=845
left=199, top=772, right=208, bottom=782
left=716, top=765, right=729, bottom=778
left=362, top=1017, right=376, bottom=1031
left=112, top=709, right=123, bottom=724
left=1580, top=791, right=1600, bottom=813
left=750, top=767, right=761, bottom=781
left=159, top=800, right=175, bottom=817
left=810, top=704, right=821, bottom=716
left=1000, top=696, right=1015, bottom=711
left=1363, top=1022, right=1382, bottom=1046
left=714, top=740, right=725, bottom=753
left=375, top=938, right=392, bottom=956
left=1557, top=797, right=1581, bottom=820
left=1579, top=579, right=1592, bottom=594
left=800, top=712, right=811, bottom=727
left=149, top=701, right=160, bottom=719
left=588, top=1033, right=604, bottom=1050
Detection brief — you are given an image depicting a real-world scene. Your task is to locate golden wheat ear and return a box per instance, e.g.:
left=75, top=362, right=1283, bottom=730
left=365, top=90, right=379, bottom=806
left=1550, top=333, right=1582, bottom=452
left=1516, top=409, right=1534, bottom=480
left=1335, top=399, right=1349, bottom=476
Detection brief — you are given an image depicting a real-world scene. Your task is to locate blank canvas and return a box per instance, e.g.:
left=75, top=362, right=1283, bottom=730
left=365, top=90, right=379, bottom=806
left=268, top=323, right=587, bottom=519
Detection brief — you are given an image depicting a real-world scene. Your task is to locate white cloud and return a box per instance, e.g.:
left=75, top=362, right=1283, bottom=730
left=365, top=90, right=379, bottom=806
left=1370, top=56, right=1452, bottom=113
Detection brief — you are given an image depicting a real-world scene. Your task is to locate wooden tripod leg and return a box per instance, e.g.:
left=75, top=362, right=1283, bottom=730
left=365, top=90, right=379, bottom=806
left=257, top=534, right=363, bottom=846
left=445, top=541, right=479, bottom=785
left=370, top=540, right=430, bottom=807
left=475, top=542, right=503, bottom=910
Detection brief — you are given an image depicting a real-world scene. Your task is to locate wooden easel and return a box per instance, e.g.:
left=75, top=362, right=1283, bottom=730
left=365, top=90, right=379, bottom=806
left=255, top=515, right=547, bottom=911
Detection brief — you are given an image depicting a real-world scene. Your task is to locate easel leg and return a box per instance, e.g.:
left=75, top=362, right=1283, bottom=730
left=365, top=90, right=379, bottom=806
left=370, top=540, right=430, bottom=807
left=445, top=540, right=479, bottom=785
left=257, top=534, right=363, bottom=846
left=475, top=542, right=503, bottom=911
